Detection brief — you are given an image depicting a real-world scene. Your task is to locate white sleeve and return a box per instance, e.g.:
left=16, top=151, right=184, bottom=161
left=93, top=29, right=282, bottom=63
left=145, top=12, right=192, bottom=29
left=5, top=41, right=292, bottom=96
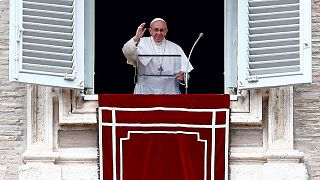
left=122, top=37, right=138, bottom=66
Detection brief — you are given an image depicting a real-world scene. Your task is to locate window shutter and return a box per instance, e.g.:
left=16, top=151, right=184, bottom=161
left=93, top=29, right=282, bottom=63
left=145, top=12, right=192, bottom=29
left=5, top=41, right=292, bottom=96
left=9, top=0, right=84, bottom=89
left=238, top=0, right=311, bottom=90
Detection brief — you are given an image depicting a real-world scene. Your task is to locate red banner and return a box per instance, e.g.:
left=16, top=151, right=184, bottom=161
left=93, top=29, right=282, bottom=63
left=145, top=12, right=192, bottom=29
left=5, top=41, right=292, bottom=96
left=98, top=94, right=230, bottom=180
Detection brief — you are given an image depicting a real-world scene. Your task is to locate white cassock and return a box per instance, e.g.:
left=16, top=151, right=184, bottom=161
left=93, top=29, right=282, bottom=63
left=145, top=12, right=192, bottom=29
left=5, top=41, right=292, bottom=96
left=122, top=36, right=194, bottom=94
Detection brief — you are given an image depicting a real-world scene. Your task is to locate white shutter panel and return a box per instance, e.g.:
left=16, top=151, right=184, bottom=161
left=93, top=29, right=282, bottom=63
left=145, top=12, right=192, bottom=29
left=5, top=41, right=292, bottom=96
left=238, top=0, right=311, bottom=90
left=9, top=0, right=84, bottom=89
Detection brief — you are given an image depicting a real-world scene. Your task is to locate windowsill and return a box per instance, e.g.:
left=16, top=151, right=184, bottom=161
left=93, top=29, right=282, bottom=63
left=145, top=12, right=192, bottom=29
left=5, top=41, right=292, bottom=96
left=230, top=94, right=237, bottom=101
left=84, top=94, right=238, bottom=101
left=84, top=94, right=98, bottom=101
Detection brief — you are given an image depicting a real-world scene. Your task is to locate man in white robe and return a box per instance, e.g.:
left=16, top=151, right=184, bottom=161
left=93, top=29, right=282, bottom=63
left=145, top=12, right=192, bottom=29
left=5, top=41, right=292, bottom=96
left=122, top=18, right=194, bottom=94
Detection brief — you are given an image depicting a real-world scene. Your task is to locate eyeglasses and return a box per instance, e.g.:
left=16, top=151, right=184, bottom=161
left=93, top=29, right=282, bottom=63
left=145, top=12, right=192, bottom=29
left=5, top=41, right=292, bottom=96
left=151, top=28, right=166, bottom=33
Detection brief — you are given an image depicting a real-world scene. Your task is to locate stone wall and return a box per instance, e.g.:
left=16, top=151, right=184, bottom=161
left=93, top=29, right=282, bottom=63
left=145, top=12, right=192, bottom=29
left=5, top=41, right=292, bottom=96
left=294, top=0, right=320, bottom=179
left=0, top=0, right=27, bottom=179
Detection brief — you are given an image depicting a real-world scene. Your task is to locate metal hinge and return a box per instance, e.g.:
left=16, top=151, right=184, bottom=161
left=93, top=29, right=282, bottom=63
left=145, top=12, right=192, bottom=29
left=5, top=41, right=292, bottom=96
left=16, top=24, right=23, bottom=42
left=64, top=73, right=75, bottom=81
left=247, top=75, right=258, bottom=83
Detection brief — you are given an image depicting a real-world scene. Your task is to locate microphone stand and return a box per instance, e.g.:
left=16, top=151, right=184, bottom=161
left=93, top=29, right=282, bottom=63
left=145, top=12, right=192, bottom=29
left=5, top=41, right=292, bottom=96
left=185, top=33, right=203, bottom=94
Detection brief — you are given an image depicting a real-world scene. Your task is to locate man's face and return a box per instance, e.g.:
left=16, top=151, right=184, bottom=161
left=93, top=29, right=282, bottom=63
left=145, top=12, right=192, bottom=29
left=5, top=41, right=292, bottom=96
left=149, top=21, right=168, bottom=43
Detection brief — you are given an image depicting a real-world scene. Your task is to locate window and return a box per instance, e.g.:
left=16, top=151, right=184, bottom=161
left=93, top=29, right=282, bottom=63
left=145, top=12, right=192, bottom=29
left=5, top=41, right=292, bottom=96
left=9, top=0, right=311, bottom=93
left=94, top=1, right=224, bottom=94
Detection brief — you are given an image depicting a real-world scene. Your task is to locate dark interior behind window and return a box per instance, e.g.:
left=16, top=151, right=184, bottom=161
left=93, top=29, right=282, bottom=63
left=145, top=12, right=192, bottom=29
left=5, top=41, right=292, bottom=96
left=94, top=1, right=224, bottom=94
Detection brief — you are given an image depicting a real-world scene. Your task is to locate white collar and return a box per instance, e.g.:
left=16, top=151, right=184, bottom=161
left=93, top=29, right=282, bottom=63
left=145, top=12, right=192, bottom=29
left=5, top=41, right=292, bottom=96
left=150, top=37, right=166, bottom=46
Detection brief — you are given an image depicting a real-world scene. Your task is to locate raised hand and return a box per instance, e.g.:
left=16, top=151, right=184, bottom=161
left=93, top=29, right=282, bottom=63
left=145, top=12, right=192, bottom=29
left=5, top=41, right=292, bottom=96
left=133, top=22, right=147, bottom=42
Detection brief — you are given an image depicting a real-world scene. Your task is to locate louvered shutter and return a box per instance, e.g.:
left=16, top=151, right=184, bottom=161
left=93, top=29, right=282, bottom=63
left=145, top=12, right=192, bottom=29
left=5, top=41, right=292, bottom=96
left=9, top=0, right=84, bottom=89
left=238, top=0, right=311, bottom=90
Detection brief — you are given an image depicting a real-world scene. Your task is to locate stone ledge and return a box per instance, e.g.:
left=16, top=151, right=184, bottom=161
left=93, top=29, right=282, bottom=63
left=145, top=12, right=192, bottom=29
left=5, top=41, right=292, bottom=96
left=230, top=148, right=305, bottom=164
left=60, top=113, right=97, bottom=125
left=22, top=148, right=98, bottom=163
left=57, top=148, right=98, bottom=162
left=265, top=150, right=304, bottom=163
left=22, top=151, right=59, bottom=162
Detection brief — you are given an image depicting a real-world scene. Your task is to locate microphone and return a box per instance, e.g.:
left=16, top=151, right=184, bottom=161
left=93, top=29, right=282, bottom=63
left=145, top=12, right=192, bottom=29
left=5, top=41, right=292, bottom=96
left=185, top=33, right=204, bottom=94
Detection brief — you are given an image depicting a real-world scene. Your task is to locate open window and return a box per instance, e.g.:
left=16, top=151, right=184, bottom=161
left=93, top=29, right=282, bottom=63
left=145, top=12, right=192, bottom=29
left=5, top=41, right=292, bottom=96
left=93, top=1, right=225, bottom=94
left=9, top=0, right=311, bottom=94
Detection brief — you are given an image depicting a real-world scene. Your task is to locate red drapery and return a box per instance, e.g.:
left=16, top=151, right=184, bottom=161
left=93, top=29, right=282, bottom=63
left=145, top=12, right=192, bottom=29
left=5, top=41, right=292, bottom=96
left=99, top=94, right=230, bottom=180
